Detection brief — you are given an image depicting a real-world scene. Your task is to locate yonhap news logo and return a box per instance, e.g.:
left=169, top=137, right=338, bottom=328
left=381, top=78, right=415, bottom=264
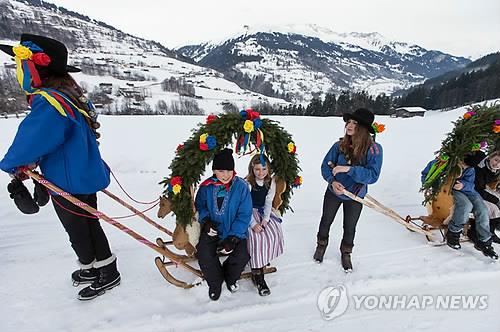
left=317, top=284, right=488, bottom=320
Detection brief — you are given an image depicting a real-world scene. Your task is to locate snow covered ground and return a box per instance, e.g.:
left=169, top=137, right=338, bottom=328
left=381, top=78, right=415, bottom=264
left=0, top=105, right=499, bottom=331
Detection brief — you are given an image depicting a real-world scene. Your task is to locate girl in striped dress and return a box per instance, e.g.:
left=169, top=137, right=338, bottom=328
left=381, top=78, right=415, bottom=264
left=245, top=154, right=284, bottom=296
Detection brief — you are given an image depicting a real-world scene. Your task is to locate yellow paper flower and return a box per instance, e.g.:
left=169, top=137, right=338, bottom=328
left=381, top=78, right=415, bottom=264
left=13, top=45, right=33, bottom=60
left=172, top=184, right=182, bottom=194
left=243, top=120, right=254, bottom=133
left=199, top=133, right=208, bottom=143
left=287, top=142, right=296, bottom=153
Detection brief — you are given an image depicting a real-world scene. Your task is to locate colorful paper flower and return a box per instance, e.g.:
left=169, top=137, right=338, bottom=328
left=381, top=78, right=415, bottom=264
left=493, top=125, right=500, bottom=134
left=13, top=45, right=32, bottom=60
left=199, top=133, right=208, bottom=144
left=170, top=176, right=183, bottom=186
left=176, top=144, right=184, bottom=153
left=172, top=184, right=181, bottom=195
left=471, top=143, right=481, bottom=151
left=495, top=120, right=500, bottom=126
left=21, top=41, right=43, bottom=52
left=206, top=114, right=217, bottom=124
left=287, top=142, right=297, bottom=154
left=199, top=133, right=216, bottom=150
left=463, top=111, right=476, bottom=120
left=372, top=122, right=385, bottom=134
left=239, top=110, right=248, bottom=119
left=253, top=118, right=262, bottom=129
left=31, top=53, right=51, bottom=66
left=292, top=176, right=303, bottom=188
left=243, top=120, right=254, bottom=133
left=248, top=109, right=260, bottom=120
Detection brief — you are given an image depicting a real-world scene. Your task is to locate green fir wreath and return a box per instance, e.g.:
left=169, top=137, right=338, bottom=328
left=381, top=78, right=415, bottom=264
left=160, top=110, right=302, bottom=228
left=421, top=103, right=500, bottom=204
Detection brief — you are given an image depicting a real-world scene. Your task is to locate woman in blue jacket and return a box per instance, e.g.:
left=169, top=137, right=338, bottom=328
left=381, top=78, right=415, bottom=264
left=313, top=108, right=383, bottom=272
left=0, top=34, right=120, bottom=300
left=195, top=148, right=252, bottom=301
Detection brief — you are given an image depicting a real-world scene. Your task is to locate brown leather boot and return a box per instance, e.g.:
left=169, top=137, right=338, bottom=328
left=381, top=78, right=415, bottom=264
left=313, top=235, right=329, bottom=263
left=340, top=241, right=353, bottom=272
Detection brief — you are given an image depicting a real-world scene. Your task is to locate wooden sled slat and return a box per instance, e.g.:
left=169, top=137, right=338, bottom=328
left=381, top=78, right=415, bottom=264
left=155, top=257, right=201, bottom=289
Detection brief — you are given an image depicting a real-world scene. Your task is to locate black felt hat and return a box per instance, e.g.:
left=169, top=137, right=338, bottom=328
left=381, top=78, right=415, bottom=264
left=343, top=108, right=375, bottom=134
left=0, top=33, right=80, bottom=75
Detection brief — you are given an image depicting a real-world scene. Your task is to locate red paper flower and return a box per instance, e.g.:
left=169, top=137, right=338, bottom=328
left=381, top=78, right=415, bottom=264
left=206, top=114, right=217, bottom=124
left=31, top=53, right=51, bottom=66
left=170, top=176, right=183, bottom=186
left=199, top=143, right=209, bottom=151
left=176, top=144, right=184, bottom=152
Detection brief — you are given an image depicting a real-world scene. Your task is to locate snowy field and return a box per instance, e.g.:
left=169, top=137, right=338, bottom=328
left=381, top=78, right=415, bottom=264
left=0, top=106, right=499, bottom=331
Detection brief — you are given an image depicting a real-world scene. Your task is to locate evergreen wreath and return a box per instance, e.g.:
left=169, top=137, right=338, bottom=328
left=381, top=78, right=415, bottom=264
left=421, top=104, right=500, bottom=204
left=160, top=110, right=302, bottom=228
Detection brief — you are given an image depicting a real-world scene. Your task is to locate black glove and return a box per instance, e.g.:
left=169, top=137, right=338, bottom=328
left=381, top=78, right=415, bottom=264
left=217, top=236, right=240, bottom=255
left=33, top=179, right=50, bottom=207
left=203, top=219, right=218, bottom=237
left=7, top=179, right=39, bottom=214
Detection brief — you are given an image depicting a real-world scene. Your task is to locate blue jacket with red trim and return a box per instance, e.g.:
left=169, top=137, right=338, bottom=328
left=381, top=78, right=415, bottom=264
left=195, top=176, right=252, bottom=240
left=321, top=141, right=383, bottom=200
left=0, top=93, right=110, bottom=194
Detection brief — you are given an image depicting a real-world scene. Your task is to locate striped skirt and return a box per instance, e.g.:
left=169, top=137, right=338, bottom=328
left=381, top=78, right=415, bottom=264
left=247, top=208, right=284, bottom=269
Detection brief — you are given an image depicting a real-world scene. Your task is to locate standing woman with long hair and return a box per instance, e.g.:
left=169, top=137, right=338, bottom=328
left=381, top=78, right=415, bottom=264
left=313, top=108, right=383, bottom=272
left=0, top=34, right=120, bottom=300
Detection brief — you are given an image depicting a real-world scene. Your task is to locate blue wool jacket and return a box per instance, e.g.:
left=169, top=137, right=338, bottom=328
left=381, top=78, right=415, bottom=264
left=0, top=94, right=110, bottom=194
left=195, top=176, right=252, bottom=240
left=421, top=160, right=478, bottom=196
left=321, top=141, right=383, bottom=200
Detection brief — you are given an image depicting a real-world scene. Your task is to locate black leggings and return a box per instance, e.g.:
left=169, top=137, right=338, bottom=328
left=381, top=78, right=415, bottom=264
left=52, top=193, right=112, bottom=265
left=317, top=189, right=363, bottom=247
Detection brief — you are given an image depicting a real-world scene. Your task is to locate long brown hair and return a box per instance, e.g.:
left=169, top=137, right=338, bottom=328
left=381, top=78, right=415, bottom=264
left=339, top=122, right=374, bottom=165
left=41, top=73, right=88, bottom=110
left=246, top=154, right=272, bottom=188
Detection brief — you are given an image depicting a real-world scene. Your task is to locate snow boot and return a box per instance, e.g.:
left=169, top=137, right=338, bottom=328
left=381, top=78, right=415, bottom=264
left=251, top=268, right=271, bottom=296
left=313, top=235, right=329, bottom=263
left=490, top=218, right=500, bottom=244
left=7, top=178, right=39, bottom=214
left=226, top=280, right=239, bottom=293
left=474, top=239, right=499, bottom=260
left=33, top=178, right=50, bottom=207
left=340, top=241, right=353, bottom=272
left=209, top=284, right=222, bottom=301
left=446, top=230, right=461, bottom=250
left=78, top=256, right=120, bottom=301
left=72, top=265, right=99, bottom=286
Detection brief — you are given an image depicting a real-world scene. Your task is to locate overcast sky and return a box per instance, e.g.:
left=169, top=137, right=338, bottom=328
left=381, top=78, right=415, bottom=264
left=48, top=0, right=500, bottom=59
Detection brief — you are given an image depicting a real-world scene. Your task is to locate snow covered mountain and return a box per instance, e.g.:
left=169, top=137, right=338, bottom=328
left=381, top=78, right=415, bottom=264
left=0, top=0, right=288, bottom=115
left=178, top=24, right=471, bottom=102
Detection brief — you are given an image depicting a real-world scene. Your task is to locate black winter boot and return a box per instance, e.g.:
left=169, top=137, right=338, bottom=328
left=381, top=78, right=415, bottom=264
left=78, top=256, right=120, bottom=301
left=7, top=179, right=39, bottom=214
left=489, top=218, right=500, bottom=244
left=72, top=267, right=99, bottom=286
left=313, top=235, right=329, bottom=263
left=251, top=268, right=270, bottom=296
left=209, top=284, right=222, bottom=301
left=446, top=230, right=462, bottom=250
left=340, top=241, right=353, bottom=272
left=474, top=239, right=499, bottom=260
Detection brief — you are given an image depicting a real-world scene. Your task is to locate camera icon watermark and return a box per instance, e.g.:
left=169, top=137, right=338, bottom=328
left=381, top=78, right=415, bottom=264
left=318, top=284, right=488, bottom=321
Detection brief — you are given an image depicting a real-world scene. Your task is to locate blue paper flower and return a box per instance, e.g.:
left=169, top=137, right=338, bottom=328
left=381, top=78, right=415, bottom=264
left=21, top=41, right=43, bottom=52
left=206, top=135, right=217, bottom=150
left=253, top=118, right=262, bottom=129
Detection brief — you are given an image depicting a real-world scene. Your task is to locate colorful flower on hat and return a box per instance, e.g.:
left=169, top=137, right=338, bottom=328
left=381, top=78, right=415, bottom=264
left=206, top=114, right=217, bottom=124
left=13, top=45, right=32, bottom=60
left=463, top=111, right=476, bottom=120
left=287, top=142, right=296, bottom=154
left=243, top=119, right=254, bottom=133
left=31, top=53, right=51, bottom=66
left=21, top=41, right=43, bottom=52
left=372, top=122, right=385, bottom=134
left=292, top=175, right=303, bottom=188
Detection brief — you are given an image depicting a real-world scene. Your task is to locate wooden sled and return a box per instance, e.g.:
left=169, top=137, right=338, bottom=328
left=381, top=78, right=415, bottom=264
left=155, top=177, right=286, bottom=288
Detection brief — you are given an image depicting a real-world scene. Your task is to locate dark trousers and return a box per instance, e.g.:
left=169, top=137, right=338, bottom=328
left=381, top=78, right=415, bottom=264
left=317, top=189, right=363, bottom=247
left=196, top=232, right=250, bottom=289
left=52, top=193, right=112, bottom=265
